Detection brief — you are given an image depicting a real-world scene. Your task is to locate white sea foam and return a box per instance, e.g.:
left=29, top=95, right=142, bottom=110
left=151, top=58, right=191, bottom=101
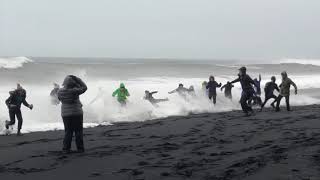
left=0, top=75, right=319, bottom=134
left=0, top=56, right=33, bottom=69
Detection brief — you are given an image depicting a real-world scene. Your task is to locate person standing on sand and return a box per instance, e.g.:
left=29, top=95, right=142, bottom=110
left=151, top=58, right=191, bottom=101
left=229, top=67, right=257, bottom=116
left=112, top=83, right=130, bottom=106
left=275, top=71, right=298, bottom=112
left=58, top=75, right=87, bottom=153
left=260, top=76, right=279, bottom=110
left=206, top=76, right=222, bottom=104
left=5, top=83, right=33, bottom=136
left=221, top=81, right=234, bottom=100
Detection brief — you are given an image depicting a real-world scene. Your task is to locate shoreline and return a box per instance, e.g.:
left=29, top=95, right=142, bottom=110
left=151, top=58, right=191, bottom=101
left=1, top=104, right=320, bottom=179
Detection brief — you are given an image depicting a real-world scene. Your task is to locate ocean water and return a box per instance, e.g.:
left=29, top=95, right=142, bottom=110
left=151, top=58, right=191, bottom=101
left=0, top=56, right=320, bottom=134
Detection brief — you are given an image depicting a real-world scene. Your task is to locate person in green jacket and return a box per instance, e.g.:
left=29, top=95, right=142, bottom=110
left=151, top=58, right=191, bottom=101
left=112, top=83, right=130, bottom=106
left=275, top=71, right=298, bottom=112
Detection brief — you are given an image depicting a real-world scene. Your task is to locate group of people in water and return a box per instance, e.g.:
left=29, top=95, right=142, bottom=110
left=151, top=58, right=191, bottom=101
left=3, top=66, right=298, bottom=153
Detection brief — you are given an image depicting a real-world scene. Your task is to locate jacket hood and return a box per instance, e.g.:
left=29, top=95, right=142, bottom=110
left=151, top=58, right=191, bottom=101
left=63, top=76, right=77, bottom=88
left=120, top=83, right=125, bottom=88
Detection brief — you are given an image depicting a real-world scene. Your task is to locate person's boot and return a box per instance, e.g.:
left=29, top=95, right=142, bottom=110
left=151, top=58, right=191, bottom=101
left=17, top=130, right=23, bottom=136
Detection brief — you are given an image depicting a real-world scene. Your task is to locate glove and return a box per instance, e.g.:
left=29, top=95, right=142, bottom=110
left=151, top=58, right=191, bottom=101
left=29, top=104, right=34, bottom=110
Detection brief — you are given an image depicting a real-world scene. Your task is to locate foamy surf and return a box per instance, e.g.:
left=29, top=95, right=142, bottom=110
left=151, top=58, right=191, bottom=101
left=0, top=57, right=320, bottom=134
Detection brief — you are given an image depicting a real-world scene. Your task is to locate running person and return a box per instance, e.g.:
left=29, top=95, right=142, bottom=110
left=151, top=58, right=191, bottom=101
left=206, top=76, right=222, bottom=104
left=5, top=84, right=33, bottom=136
left=144, top=90, right=168, bottom=106
left=275, top=71, right=298, bottom=111
left=112, top=83, right=130, bottom=106
left=260, top=76, right=279, bottom=110
left=230, top=67, right=257, bottom=116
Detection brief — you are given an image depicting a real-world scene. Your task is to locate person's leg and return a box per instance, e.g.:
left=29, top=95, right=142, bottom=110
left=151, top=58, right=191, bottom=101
left=213, top=95, right=217, bottom=104
left=261, top=96, right=270, bottom=109
left=285, top=96, right=290, bottom=111
left=15, top=109, right=23, bottom=135
left=270, top=94, right=277, bottom=108
left=74, top=115, right=84, bottom=152
left=240, top=94, right=249, bottom=114
left=62, top=116, right=73, bottom=152
left=275, top=95, right=283, bottom=111
left=6, top=110, right=16, bottom=129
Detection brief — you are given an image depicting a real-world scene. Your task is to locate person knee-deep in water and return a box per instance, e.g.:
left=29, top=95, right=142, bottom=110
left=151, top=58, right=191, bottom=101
left=206, top=76, right=222, bottom=104
left=50, top=83, right=60, bottom=105
left=168, top=83, right=189, bottom=98
left=275, top=71, right=298, bottom=112
left=58, top=75, right=87, bottom=153
left=230, top=67, right=258, bottom=116
left=260, top=76, right=279, bottom=111
left=220, top=81, right=234, bottom=100
left=144, top=90, right=169, bottom=106
left=112, top=83, right=130, bottom=106
left=5, top=83, right=33, bottom=136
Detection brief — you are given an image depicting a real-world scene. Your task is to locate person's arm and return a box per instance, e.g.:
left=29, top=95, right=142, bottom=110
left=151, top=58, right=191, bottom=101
left=21, top=92, right=32, bottom=109
left=217, top=82, right=222, bottom=88
left=71, top=76, right=87, bottom=95
left=112, top=89, right=118, bottom=97
left=230, top=77, right=240, bottom=84
left=5, top=94, right=12, bottom=108
left=259, top=74, right=261, bottom=82
left=221, top=84, right=226, bottom=91
left=291, top=80, right=298, bottom=94
left=168, top=89, right=177, bottom=94
left=126, top=89, right=130, bottom=96
left=151, top=91, right=158, bottom=94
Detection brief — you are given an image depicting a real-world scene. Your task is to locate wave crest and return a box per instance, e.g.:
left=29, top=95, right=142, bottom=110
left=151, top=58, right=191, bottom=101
left=0, top=56, right=33, bottom=69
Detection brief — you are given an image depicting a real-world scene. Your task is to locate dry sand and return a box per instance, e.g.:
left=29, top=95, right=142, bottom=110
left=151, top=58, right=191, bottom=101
left=1, top=105, right=320, bottom=180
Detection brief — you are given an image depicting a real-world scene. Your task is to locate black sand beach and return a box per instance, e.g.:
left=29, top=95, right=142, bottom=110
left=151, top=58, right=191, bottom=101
left=1, top=105, right=320, bottom=180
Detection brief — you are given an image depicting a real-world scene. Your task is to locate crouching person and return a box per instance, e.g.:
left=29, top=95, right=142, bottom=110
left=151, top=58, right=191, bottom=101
left=58, top=75, right=87, bottom=153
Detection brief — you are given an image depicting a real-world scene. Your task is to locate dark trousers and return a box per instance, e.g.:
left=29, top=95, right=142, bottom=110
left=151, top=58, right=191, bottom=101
left=276, top=95, right=290, bottom=111
left=209, top=93, right=217, bottom=104
left=240, top=91, right=254, bottom=113
left=261, top=94, right=277, bottom=109
left=8, top=108, right=23, bottom=131
left=62, top=115, right=84, bottom=151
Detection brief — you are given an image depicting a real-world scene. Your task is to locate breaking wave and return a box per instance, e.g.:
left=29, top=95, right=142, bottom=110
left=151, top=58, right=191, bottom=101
left=0, top=56, right=33, bottom=69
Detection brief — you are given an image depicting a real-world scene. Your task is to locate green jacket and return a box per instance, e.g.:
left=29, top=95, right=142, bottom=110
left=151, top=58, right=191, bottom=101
left=112, top=83, right=130, bottom=102
left=279, top=77, right=297, bottom=96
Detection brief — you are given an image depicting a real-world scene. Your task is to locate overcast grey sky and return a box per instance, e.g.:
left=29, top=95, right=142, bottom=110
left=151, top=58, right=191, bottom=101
left=0, top=0, right=319, bottom=59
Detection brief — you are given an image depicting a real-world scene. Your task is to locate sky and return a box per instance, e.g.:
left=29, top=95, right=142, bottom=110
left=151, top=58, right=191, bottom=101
left=0, top=0, right=320, bottom=60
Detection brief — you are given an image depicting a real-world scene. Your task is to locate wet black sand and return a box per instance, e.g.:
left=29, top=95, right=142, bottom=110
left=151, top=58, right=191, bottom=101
left=1, top=105, right=320, bottom=180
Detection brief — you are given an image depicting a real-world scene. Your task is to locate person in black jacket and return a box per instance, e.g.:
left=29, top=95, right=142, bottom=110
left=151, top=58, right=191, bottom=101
left=260, top=76, right=279, bottom=110
left=221, top=81, right=234, bottom=99
left=5, top=84, right=33, bottom=136
left=206, top=76, right=222, bottom=104
left=58, top=75, right=87, bottom=153
left=230, top=67, right=257, bottom=116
